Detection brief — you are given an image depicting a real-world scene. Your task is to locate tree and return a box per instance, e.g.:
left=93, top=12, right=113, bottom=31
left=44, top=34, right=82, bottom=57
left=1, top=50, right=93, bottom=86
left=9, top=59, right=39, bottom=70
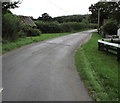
left=53, top=15, right=84, bottom=23
left=2, top=1, right=21, bottom=14
left=2, top=1, right=23, bottom=41
left=2, top=13, right=21, bottom=41
left=41, top=13, right=52, bottom=21
left=89, top=1, right=120, bottom=25
left=102, top=19, right=118, bottom=36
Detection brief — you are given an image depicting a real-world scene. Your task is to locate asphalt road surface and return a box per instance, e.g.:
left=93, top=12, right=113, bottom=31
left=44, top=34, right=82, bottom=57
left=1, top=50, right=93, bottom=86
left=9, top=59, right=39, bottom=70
left=3, top=30, right=96, bottom=101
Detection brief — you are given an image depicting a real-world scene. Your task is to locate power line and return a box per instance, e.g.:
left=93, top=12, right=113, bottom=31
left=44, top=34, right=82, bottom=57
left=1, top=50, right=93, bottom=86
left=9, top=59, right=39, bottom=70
left=45, top=0, right=70, bottom=14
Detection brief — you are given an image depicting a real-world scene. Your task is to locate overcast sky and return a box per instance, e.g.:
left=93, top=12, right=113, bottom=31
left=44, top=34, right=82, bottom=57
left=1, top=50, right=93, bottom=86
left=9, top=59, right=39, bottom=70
left=10, top=0, right=100, bottom=18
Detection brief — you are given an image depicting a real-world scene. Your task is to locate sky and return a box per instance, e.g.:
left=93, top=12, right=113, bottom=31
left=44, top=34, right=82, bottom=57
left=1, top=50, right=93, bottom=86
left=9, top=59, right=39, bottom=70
left=10, top=0, right=100, bottom=19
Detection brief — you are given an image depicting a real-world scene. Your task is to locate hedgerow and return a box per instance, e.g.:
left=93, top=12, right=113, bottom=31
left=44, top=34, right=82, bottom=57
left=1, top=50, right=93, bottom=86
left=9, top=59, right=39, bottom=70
left=35, top=21, right=97, bottom=33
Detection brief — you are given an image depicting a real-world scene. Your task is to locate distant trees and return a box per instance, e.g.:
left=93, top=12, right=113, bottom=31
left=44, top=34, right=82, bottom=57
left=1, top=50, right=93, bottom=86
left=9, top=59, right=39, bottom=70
left=37, top=13, right=89, bottom=23
left=38, top=13, right=52, bottom=21
left=35, top=13, right=97, bottom=33
left=53, top=15, right=84, bottom=23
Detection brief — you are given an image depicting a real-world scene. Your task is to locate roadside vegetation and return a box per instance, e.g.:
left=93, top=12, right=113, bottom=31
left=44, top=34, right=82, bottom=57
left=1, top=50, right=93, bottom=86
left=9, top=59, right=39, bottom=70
left=2, top=12, right=96, bottom=54
left=75, top=32, right=119, bottom=101
left=35, top=21, right=97, bottom=33
left=75, top=1, right=120, bottom=101
left=2, top=28, right=90, bottom=54
left=2, top=1, right=97, bottom=54
left=1, top=0, right=120, bottom=102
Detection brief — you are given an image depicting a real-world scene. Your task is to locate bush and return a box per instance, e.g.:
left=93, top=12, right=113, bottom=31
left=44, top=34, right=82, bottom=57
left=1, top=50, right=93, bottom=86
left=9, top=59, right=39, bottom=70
left=31, top=28, right=41, bottom=36
left=2, top=13, right=21, bottom=41
left=35, top=20, right=97, bottom=33
left=35, top=21, right=62, bottom=33
left=17, top=30, right=26, bottom=38
left=60, top=23, right=73, bottom=32
left=22, top=25, right=41, bottom=36
left=102, top=20, right=118, bottom=35
left=88, top=23, right=98, bottom=29
left=61, top=22, right=97, bottom=32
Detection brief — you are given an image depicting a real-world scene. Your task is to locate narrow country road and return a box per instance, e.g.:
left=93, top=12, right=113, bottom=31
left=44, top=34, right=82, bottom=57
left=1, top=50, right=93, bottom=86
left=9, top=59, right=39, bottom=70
left=3, top=30, right=96, bottom=101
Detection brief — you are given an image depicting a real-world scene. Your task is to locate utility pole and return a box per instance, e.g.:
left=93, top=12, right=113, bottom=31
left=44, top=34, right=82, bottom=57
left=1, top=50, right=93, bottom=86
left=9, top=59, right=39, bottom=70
left=98, top=8, right=101, bottom=34
left=98, top=9, right=100, bottom=29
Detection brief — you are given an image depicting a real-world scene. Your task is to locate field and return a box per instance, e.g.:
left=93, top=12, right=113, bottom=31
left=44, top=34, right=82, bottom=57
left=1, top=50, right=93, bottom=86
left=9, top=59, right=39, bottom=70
left=75, top=32, right=119, bottom=101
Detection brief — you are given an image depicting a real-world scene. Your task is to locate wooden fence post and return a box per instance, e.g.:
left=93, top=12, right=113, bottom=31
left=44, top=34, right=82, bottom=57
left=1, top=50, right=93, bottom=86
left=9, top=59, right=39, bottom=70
left=106, top=45, right=109, bottom=55
left=117, top=48, right=120, bottom=61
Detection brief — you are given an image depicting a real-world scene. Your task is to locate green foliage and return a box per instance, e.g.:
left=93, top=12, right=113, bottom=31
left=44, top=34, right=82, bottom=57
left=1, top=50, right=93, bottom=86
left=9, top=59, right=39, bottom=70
left=75, top=32, right=118, bottom=101
left=2, top=1, right=21, bottom=15
left=17, top=30, right=26, bottom=38
left=89, top=1, right=120, bottom=24
left=22, top=25, right=41, bottom=36
left=2, top=1, right=20, bottom=9
left=35, top=21, right=97, bottom=33
left=2, top=32, right=71, bottom=53
left=32, top=28, right=41, bottom=36
left=35, top=21, right=62, bottom=33
left=38, top=13, right=52, bottom=22
left=102, top=19, right=118, bottom=35
left=82, top=18, right=89, bottom=24
left=2, top=29, right=91, bottom=53
left=53, top=15, right=84, bottom=23
left=2, top=13, right=21, bottom=42
left=38, top=14, right=90, bottom=23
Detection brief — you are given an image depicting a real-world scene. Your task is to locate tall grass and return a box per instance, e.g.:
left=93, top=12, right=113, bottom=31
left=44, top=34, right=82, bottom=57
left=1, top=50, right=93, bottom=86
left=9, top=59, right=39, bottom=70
left=75, top=32, right=119, bottom=101
left=2, top=29, right=89, bottom=54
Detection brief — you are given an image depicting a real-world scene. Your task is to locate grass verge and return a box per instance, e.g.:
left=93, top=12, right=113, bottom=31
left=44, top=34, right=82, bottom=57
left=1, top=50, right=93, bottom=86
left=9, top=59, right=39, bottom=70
left=75, top=32, right=119, bottom=101
left=2, top=29, right=90, bottom=54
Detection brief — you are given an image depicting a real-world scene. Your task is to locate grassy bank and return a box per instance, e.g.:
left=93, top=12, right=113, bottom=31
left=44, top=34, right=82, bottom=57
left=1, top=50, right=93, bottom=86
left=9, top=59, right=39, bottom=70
left=75, top=32, right=119, bottom=101
left=2, top=29, right=89, bottom=54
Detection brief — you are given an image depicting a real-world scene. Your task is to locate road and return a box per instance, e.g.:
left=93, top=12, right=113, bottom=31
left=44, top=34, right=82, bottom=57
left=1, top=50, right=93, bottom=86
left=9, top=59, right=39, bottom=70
left=3, top=30, right=96, bottom=101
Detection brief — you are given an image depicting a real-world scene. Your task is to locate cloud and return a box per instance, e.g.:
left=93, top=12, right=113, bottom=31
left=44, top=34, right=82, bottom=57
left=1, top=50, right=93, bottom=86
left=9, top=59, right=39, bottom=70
left=10, top=0, right=99, bottom=18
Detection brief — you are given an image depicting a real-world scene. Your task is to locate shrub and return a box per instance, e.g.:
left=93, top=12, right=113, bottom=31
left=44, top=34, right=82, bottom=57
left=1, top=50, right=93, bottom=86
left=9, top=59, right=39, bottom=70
left=2, top=13, right=21, bottom=41
left=31, top=28, right=41, bottom=36
left=35, top=21, right=62, bottom=33
left=45, top=22, right=62, bottom=33
left=102, top=20, right=118, bottom=35
left=88, top=23, right=98, bottom=29
left=60, top=23, right=73, bottom=32
left=22, top=25, right=41, bottom=36
left=35, top=20, right=97, bottom=33
left=17, top=30, right=26, bottom=38
left=61, top=22, right=97, bottom=32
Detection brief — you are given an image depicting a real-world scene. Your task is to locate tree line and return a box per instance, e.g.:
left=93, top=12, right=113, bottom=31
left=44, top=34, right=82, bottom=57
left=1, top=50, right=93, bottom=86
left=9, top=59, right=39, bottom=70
left=2, top=1, right=98, bottom=43
left=3, top=1, right=119, bottom=43
left=37, top=13, right=89, bottom=23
